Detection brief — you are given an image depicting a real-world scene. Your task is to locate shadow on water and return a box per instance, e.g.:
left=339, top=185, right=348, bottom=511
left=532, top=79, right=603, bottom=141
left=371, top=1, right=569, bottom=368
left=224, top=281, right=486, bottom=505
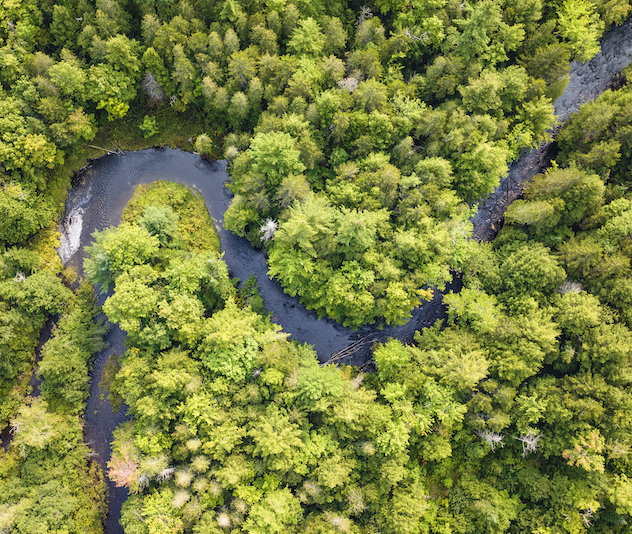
left=54, top=16, right=632, bottom=533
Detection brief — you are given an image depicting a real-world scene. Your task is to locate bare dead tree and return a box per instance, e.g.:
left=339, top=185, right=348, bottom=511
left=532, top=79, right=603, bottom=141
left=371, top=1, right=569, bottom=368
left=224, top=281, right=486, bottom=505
left=559, top=279, right=583, bottom=294
left=338, top=77, right=360, bottom=92
left=476, top=429, right=505, bottom=452
left=404, top=28, right=429, bottom=43
left=156, top=466, right=176, bottom=483
left=356, top=6, right=373, bottom=26
left=579, top=508, right=594, bottom=528
left=142, top=71, right=165, bottom=103
left=259, top=218, right=278, bottom=242
left=513, top=432, right=541, bottom=457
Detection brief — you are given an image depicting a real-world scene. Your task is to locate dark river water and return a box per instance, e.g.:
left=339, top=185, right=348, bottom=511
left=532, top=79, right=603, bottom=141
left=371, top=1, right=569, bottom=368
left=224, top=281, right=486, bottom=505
left=51, top=16, right=632, bottom=534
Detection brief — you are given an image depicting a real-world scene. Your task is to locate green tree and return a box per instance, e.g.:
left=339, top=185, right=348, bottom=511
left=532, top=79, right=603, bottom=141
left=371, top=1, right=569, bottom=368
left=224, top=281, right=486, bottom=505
left=84, top=224, right=160, bottom=292
left=557, top=0, right=604, bottom=61
left=85, top=63, right=137, bottom=120
left=446, top=0, right=525, bottom=67
left=140, top=205, right=179, bottom=245
left=496, top=242, right=566, bottom=302
left=247, top=131, right=306, bottom=192
left=0, top=184, right=51, bottom=246
left=444, top=287, right=500, bottom=334
left=288, top=18, right=325, bottom=57
left=50, top=5, right=79, bottom=50
left=243, top=488, right=302, bottom=534
left=171, top=43, right=196, bottom=107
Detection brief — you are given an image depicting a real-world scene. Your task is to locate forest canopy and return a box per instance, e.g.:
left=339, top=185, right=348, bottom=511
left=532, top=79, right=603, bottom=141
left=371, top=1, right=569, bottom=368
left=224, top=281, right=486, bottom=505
left=1, top=0, right=626, bottom=327
left=1, top=0, right=632, bottom=533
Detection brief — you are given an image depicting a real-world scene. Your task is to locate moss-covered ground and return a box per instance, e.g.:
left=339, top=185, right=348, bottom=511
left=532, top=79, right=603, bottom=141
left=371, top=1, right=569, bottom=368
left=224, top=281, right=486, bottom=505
left=122, top=180, right=221, bottom=254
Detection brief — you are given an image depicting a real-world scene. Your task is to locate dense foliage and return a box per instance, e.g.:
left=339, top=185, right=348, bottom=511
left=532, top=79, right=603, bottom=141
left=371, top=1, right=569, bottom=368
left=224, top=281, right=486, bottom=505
left=0, top=248, right=73, bottom=425
left=0, top=284, right=108, bottom=533
left=0, top=0, right=627, bottom=326
left=2, top=0, right=632, bottom=533
left=94, top=159, right=632, bottom=532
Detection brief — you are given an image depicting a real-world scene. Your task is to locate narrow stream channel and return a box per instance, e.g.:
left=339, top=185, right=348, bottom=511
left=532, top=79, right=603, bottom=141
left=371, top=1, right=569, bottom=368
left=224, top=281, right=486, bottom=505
left=53, top=17, right=632, bottom=534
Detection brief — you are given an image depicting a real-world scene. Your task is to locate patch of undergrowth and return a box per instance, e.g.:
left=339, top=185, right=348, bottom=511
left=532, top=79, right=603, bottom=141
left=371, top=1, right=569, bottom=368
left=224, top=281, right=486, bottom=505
left=88, top=105, right=220, bottom=157
left=122, top=181, right=221, bottom=255
left=99, top=355, right=123, bottom=413
left=236, top=274, right=267, bottom=317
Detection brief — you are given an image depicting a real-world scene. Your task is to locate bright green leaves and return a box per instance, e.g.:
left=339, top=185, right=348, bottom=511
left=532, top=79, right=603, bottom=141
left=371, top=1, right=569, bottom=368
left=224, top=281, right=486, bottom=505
left=526, top=167, right=605, bottom=226
left=504, top=166, right=604, bottom=248
left=85, top=208, right=234, bottom=351
left=140, top=205, right=179, bottom=246
left=453, top=140, right=510, bottom=203
left=557, top=0, right=604, bottom=62
left=85, top=63, right=137, bottom=120
left=294, top=360, right=347, bottom=411
left=38, top=285, right=106, bottom=415
left=608, top=475, right=632, bottom=515
left=374, top=337, right=468, bottom=463
left=243, top=488, right=302, bottom=534
left=328, top=155, right=400, bottom=211
left=225, top=130, right=308, bottom=233
left=0, top=96, right=62, bottom=184
left=84, top=224, right=160, bottom=292
left=121, top=490, right=184, bottom=534
left=505, top=199, right=558, bottom=227
left=556, top=88, right=632, bottom=180
left=268, top=193, right=443, bottom=327
left=249, top=131, right=306, bottom=192
left=0, top=183, right=52, bottom=246
left=48, top=60, right=87, bottom=99
left=84, top=35, right=142, bottom=119
left=248, top=405, right=303, bottom=472
left=449, top=476, right=521, bottom=534
left=272, top=194, right=335, bottom=258
left=555, top=291, right=602, bottom=337
left=288, top=18, right=326, bottom=57
left=444, top=287, right=500, bottom=334
left=497, top=242, right=566, bottom=302
left=375, top=340, right=411, bottom=382
left=459, top=66, right=529, bottom=117
left=103, top=264, right=161, bottom=335
left=202, top=335, right=259, bottom=383
left=447, top=0, right=525, bottom=67
left=105, top=34, right=142, bottom=78
left=10, top=397, right=71, bottom=453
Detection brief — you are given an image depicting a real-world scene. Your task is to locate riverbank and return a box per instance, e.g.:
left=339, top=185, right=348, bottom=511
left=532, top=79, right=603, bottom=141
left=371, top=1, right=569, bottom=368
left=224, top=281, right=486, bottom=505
left=472, top=18, right=632, bottom=242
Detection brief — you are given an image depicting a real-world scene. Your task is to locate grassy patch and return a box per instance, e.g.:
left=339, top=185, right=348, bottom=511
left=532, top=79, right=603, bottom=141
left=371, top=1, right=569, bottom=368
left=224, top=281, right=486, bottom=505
left=88, top=105, right=221, bottom=158
left=99, top=354, right=123, bottom=413
left=122, top=181, right=221, bottom=254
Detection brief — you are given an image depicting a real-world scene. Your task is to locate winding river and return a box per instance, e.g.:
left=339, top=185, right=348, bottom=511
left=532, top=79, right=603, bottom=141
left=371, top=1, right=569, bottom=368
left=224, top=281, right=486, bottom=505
left=55, top=18, right=632, bottom=534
